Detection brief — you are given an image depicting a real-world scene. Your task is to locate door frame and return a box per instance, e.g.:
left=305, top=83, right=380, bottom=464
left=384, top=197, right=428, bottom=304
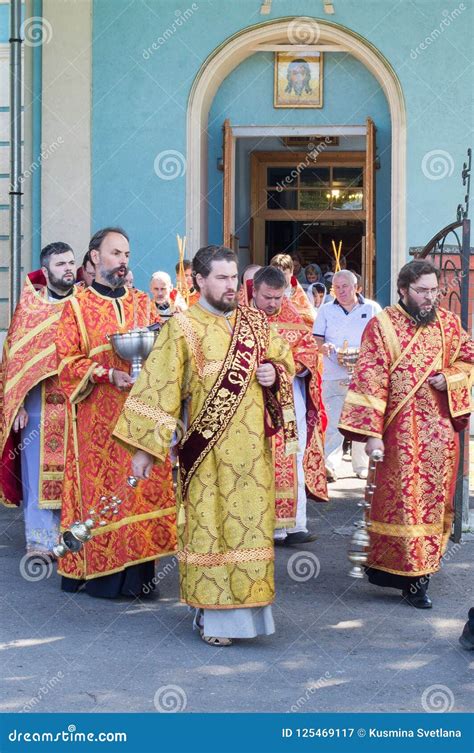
left=249, top=148, right=374, bottom=295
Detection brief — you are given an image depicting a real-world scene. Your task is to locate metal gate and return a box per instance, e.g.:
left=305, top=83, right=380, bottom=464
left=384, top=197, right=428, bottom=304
left=412, top=148, right=471, bottom=541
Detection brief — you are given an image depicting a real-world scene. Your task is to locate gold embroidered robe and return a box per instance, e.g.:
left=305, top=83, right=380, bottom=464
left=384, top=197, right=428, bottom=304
left=55, top=285, right=177, bottom=581
left=113, top=304, right=295, bottom=610
left=339, top=304, right=474, bottom=577
left=0, top=275, right=76, bottom=509
left=267, top=297, right=328, bottom=529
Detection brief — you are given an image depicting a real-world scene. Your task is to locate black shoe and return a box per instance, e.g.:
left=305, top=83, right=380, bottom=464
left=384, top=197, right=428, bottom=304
left=459, top=624, right=474, bottom=650
left=402, top=589, right=432, bottom=609
left=284, top=531, right=318, bottom=546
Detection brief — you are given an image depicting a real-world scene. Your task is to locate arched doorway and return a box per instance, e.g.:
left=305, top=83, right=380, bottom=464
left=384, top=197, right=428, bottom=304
left=186, top=17, right=406, bottom=301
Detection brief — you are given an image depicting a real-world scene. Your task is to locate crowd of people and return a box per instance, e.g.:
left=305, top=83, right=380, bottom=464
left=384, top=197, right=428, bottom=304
left=0, top=228, right=473, bottom=649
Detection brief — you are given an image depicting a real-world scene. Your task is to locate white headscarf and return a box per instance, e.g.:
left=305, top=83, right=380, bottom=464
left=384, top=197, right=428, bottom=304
left=306, top=282, right=328, bottom=318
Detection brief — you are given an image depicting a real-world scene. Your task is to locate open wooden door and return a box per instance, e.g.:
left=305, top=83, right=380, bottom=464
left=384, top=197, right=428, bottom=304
left=222, top=119, right=236, bottom=248
left=364, top=117, right=376, bottom=296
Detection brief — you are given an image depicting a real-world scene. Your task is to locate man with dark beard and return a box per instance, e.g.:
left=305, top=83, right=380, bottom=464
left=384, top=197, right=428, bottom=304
left=0, top=243, right=77, bottom=557
left=339, top=260, right=474, bottom=608
left=55, top=227, right=176, bottom=599
left=114, top=245, right=295, bottom=646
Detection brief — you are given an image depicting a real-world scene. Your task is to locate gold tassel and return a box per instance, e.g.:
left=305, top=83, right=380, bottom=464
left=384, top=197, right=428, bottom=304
left=177, top=504, right=186, bottom=526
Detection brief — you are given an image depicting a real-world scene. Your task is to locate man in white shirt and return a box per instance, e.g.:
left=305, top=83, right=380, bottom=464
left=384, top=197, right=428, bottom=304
left=314, top=270, right=380, bottom=481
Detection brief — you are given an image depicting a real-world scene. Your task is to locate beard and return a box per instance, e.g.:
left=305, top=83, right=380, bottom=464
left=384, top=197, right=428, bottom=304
left=205, top=290, right=238, bottom=313
left=404, top=294, right=438, bottom=326
left=48, top=270, right=75, bottom=293
left=100, top=264, right=127, bottom=289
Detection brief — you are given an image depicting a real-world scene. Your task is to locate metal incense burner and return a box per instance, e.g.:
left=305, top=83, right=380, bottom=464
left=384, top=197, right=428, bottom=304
left=53, top=477, right=138, bottom=558
left=347, top=449, right=384, bottom=579
left=337, top=339, right=360, bottom=387
left=107, top=326, right=159, bottom=382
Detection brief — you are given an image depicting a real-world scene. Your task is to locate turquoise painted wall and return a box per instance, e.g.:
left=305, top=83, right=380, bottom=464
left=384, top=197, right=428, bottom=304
left=207, top=52, right=392, bottom=300
left=91, top=0, right=472, bottom=299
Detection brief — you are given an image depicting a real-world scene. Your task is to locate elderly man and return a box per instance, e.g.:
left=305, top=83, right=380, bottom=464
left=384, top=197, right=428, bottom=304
left=150, top=271, right=186, bottom=322
left=314, top=270, right=380, bottom=481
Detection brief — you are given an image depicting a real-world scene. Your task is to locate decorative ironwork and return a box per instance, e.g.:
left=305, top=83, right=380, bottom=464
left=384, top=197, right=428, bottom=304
left=412, top=148, right=471, bottom=543
left=457, top=147, right=471, bottom=221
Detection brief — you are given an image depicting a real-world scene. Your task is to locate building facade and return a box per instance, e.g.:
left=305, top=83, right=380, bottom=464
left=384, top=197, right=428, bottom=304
left=0, top=0, right=472, bottom=330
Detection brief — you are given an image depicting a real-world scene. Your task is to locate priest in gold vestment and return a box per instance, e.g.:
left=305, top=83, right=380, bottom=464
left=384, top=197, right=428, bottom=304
left=339, top=261, right=474, bottom=609
left=114, top=245, right=296, bottom=646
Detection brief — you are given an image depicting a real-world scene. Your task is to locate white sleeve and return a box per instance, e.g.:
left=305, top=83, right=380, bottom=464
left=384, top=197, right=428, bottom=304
left=313, top=305, right=327, bottom=337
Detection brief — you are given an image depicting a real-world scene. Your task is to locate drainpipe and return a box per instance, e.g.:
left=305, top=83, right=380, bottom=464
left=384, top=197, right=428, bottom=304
left=9, top=0, right=23, bottom=316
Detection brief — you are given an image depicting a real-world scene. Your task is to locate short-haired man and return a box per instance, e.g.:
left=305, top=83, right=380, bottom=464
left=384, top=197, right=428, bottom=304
left=340, top=260, right=474, bottom=608
left=270, top=253, right=315, bottom=328
left=0, top=242, right=77, bottom=557
left=115, top=245, right=295, bottom=645
left=252, top=266, right=328, bottom=546
left=150, top=271, right=186, bottom=322
left=314, top=270, right=380, bottom=481
left=56, top=227, right=176, bottom=599
left=78, top=251, right=95, bottom=287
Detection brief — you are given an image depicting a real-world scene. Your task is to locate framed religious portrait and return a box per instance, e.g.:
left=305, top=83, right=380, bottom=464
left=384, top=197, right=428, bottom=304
left=274, top=52, right=324, bottom=108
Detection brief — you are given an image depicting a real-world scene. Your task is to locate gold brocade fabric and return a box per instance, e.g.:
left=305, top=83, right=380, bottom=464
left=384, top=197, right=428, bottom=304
left=268, top=298, right=328, bottom=529
left=339, top=305, right=474, bottom=576
left=290, top=281, right=316, bottom=329
left=0, top=278, right=75, bottom=508
left=114, top=304, right=295, bottom=609
left=56, top=286, right=176, bottom=580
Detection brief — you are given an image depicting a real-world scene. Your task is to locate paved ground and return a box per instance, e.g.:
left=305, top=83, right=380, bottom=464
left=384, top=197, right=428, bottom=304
left=1, top=457, right=473, bottom=714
